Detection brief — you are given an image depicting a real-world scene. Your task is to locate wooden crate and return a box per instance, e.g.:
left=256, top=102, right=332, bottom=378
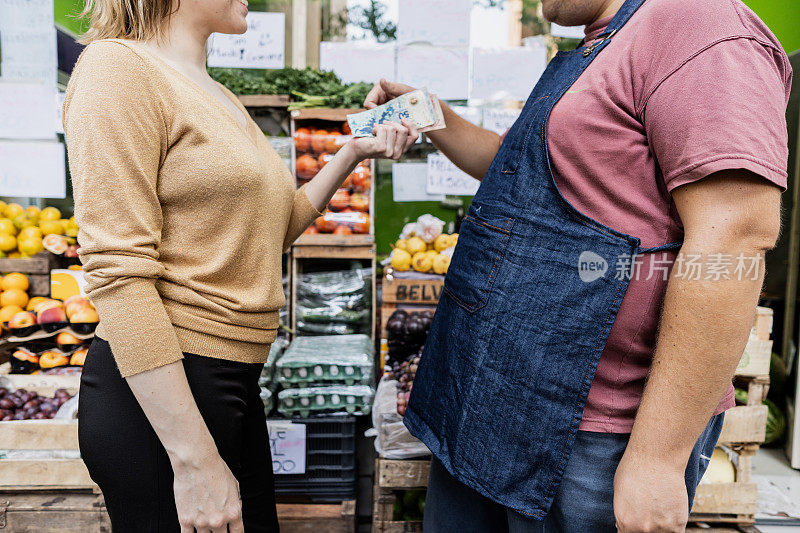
left=382, top=276, right=444, bottom=306
left=735, top=306, right=773, bottom=377
left=0, top=253, right=55, bottom=297
left=0, top=490, right=109, bottom=532
left=379, top=303, right=437, bottom=340
left=237, top=94, right=291, bottom=107
left=278, top=501, right=356, bottom=533
left=373, top=458, right=430, bottom=533
left=0, top=368, right=80, bottom=397
left=691, top=444, right=759, bottom=524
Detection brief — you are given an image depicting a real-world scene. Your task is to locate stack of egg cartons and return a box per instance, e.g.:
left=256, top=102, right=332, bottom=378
left=260, top=339, right=288, bottom=415
left=276, top=334, right=375, bottom=418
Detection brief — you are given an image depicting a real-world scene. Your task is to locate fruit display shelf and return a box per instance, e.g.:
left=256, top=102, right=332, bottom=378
left=372, top=458, right=429, bottom=533
left=237, top=94, right=291, bottom=108
left=0, top=253, right=56, bottom=297
left=290, top=108, right=375, bottom=251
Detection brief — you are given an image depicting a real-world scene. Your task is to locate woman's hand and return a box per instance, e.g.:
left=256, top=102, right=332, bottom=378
left=364, top=79, right=417, bottom=109
left=346, top=120, right=419, bottom=162
left=173, top=451, right=244, bottom=533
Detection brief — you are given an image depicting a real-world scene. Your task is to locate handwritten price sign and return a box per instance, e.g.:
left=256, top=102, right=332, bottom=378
left=207, top=12, right=285, bottom=69
left=426, top=152, right=479, bottom=196
left=267, top=421, right=306, bottom=475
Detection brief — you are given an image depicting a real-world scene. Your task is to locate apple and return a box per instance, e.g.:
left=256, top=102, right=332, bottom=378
left=39, top=350, right=70, bottom=369
left=65, top=297, right=91, bottom=320
left=9, top=311, right=36, bottom=329
left=70, top=306, right=99, bottom=334
left=70, top=347, right=88, bottom=366
left=38, top=306, right=68, bottom=325
left=37, top=299, right=64, bottom=312
left=56, top=331, right=82, bottom=347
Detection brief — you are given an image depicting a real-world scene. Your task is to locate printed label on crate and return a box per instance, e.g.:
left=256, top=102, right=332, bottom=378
left=267, top=421, right=306, bottom=475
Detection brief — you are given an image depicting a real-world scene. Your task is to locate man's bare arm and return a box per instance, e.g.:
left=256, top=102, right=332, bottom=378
left=614, top=169, right=782, bottom=532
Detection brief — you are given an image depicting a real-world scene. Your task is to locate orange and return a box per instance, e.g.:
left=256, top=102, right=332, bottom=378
left=39, top=206, right=61, bottom=222
left=0, top=304, right=23, bottom=324
left=0, top=233, right=16, bottom=253
left=26, top=296, right=48, bottom=312
left=2, top=273, right=29, bottom=292
left=1, top=289, right=29, bottom=309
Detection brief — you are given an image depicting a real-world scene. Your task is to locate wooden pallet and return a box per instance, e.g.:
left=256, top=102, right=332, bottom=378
left=372, top=458, right=429, bottom=533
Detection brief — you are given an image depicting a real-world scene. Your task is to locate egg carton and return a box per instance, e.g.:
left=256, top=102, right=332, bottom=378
left=276, top=334, right=374, bottom=387
left=277, top=385, right=374, bottom=418
left=260, top=387, right=274, bottom=415
left=259, top=340, right=289, bottom=388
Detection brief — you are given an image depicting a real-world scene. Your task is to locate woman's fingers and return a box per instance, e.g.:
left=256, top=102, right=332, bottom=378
left=383, top=124, right=399, bottom=158
left=228, top=516, right=246, bottom=533
left=393, top=124, right=408, bottom=160
left=373, top=125, right=388, bottom=155
left=401, top=119, right=420, bottom=152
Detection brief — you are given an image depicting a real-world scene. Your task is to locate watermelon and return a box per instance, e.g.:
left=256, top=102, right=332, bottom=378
left=733, top=388, right=786, bottom=445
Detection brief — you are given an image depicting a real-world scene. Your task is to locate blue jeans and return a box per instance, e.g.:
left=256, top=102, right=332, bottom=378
left=423, top=414, right=724, bottom=532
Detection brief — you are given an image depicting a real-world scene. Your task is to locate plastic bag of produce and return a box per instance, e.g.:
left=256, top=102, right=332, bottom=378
left=415, top=214, right=445, bottom=243
left=296, top=268, right=372, bottom=306
left=276, top=334, right=374, bottom=387
left=370, top=378, right=430, bottom=459
left=260, top=339, right=289, bottom=388
left=277, top=384, right=374, bottom=417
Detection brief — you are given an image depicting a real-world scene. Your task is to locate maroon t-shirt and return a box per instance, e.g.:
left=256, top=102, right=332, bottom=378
left=542, top=0, right=791, bottom=432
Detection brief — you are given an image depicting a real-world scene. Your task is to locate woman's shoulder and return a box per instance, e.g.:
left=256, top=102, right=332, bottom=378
left=72, top=39, right=158, bottom=84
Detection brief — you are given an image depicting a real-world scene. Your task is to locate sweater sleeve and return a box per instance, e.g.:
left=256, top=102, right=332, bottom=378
left=64, top=42, right=184, bottom=377
left=283, top=183, right=324, bottom=250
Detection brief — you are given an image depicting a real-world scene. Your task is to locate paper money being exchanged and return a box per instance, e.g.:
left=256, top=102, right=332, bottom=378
left=347, top=88, right=446, bottom=137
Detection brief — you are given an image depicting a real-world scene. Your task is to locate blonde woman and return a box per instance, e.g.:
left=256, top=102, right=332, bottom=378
left=63, top=1, right=416, bottom=531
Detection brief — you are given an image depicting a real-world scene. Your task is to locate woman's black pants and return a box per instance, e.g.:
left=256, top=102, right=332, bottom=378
left=78, top=337, right=279, bottom=532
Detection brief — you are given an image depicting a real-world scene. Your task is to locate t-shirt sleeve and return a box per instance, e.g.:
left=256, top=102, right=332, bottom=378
left=642, top=37, right=791, bottom=193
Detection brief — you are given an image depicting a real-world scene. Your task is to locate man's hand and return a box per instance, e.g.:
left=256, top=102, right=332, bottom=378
left=364, top=79, right=416, bottom=109
left=613, top=451, right=687, bottom=532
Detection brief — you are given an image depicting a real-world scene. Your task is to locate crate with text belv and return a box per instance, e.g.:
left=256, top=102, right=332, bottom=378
left=290, top=108, right=374, bottom=247
left=373, top=457, right=430, bottom=533
left=689, top=306, right=775, bottom=526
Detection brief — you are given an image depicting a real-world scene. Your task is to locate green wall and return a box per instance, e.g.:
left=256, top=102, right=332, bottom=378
left=742, top=0, right=800, bottom=53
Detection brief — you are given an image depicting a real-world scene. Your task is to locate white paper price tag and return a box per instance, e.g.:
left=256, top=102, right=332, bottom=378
left=427, top=153, right=479, bottom=196
left=393, top=162, right=445, bottom=202
left=398, top=0, right=470, bottom=46
left=267, top=421, right=306, bottom=475
left=0, top=81, right=57, bottom=139
left=482, top=108, right=521, bottom=136
left=0, top=140, right=66, bottom=198
left=207, top=12, right=285, bottom=69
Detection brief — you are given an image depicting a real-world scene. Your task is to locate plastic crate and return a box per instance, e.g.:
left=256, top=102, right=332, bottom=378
left=270, top=415, right=357, bottom=502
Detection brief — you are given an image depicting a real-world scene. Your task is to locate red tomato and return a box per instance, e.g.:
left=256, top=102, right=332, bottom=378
left=318, top=152, right=334, bottom=169
left=342, top=121, right=351, bottom=135
left=294, top=127, right=313, bottom=152
left=296, top=154, right=319, bottom=179
left=303, top=225, right=320, bottom=235
left=350, top=193, right=369, bottom=213
left=311, top=130, right=329, bottom=153
left=329, top=189, right=351, bottom=211
left=333, top=225, right=353, bottom=235
left=315, top=216, right=337, bottom=233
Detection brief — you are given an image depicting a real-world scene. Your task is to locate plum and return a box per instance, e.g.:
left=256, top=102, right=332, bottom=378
left=0, top=398, right=13, bottom=410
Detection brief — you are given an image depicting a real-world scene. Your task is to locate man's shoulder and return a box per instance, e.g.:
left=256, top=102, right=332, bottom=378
left=633, top=0, right=781, bottom=50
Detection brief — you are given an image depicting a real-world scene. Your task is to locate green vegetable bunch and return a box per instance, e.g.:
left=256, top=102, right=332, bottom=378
left=208, top=67, right=373, bottom=109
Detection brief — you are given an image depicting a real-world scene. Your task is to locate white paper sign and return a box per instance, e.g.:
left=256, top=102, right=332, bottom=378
left=471, top=47, right=547, bottom=101
left=550, top=23, right=585, bottom=39
left=0, top=141, right=66, bottom=198
left=55, top=91, right=65, bottom=135
left=393, top=162, right=445, bottom=202
left=319, top=41, right=395, bottom=84
left=397, top=45, right=469, bottom=101
left=451, top=105, right=483, bottom=126
left=0, top=0, right=54, bottom=30
left=398, top=0, right=470, bottom=47
left=268, top=421, right=306, bottom=475
left=0, top=29, right=58, bottom=86
left=0, top=82, right=56, bottom=139
left=207, top=12, right=285, bottom=69
left=482, top=108, right=521, bottom=136
left=427, top=153, right=479, bottom=196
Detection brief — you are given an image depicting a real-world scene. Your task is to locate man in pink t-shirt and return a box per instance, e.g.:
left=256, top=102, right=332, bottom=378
left=367, top=0, right=790, bottom=530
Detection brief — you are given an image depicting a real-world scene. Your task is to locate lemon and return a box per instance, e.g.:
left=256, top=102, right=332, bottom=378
left=449, top=234, right=459, bottom=247
left=0, top=201, right=6, bottom=213
left=7, top=251, right=21, bottom=258
left=434, top=234, right=451, bottom=252
left=425, top=250, right=438, bottom=262
left=13, top=215, right=34, bottom=231
left=406, top=236, right=426, bottom=256
left=18, top=226, right=42, bottom=240
left=395, top=239, right=408, bottom=251
left=412, top=252, right=434, bottom=273
left=0, top=233, right=16, bottom=253
left=25, top=206, right=41, bottom=218
left=433, top=254, right=450, bottom=275
left=391, top=249, right=412, bottom=271
left=0, top=218, right=16, bottom=235
left=17, top=237, right=43, bottom=256
left=1, top=289, right=28, bottom=309
left=39, top=206, right=62, bottom=222
left=65, top=226, right=79, bottom=238
left=2, top=273, right=29, bottom=292
left=39, top=220, right=63, bottom=236
left=4, top=203, right=23, bottom=219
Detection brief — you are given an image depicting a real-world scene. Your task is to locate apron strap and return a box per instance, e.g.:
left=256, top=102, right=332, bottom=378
left=638, top=241, right=682, bottom=254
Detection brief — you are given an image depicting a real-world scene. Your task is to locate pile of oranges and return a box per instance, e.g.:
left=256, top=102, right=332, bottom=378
left=0, top=273, right=32, bottom=326
left=294, top=122, right=372, bottom=236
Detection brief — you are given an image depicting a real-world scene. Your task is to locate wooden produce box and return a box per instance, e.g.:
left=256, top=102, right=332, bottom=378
left=0, top=490, right=109, bottom=532
left=0, top=253, right=55, bottom=297
left=237, top=94, right=290, bottom=107
left=734, top=307, right=773, bottom=377
left=278, top=501, right=356, bottom=533
left=373, top=458, right=430, bottom=533
left=0, top=367, right=80, bottom=398
left=382, top=276, right=444, bottom=306
left=380, top=303, right=437, bottom=340
left=0, top=419, right=93, bottom=491
left=290, top=109, right=375, bottom=248
left=691, top=445, right=759, bottom=524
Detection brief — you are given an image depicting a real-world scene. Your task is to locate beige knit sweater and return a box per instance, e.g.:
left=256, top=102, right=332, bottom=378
left=64, top=39, right=322, bottom=377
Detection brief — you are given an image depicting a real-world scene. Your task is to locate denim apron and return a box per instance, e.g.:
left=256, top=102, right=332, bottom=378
left=404, top=0, right=677, bottom=518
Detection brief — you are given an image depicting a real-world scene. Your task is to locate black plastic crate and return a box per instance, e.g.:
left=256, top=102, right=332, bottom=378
left=270, top=415, right=357, bottom=502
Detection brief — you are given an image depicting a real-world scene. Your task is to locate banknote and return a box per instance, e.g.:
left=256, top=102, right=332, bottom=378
left=418, top=94, right=446, bottom=133
left=347, top=88, right=437, bottom=137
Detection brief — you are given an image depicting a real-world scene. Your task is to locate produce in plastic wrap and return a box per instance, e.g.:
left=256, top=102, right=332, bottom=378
left=278, top=385, right=374, bottom=417
left=259, top=339, right=289, bottom=388
left=277, top=334, right=374, bottom=387
left=368, top=378, right=430, bottom=459
left=260, top=388, right=274, bottom=416
left=296, top=268, right=372, bottom=335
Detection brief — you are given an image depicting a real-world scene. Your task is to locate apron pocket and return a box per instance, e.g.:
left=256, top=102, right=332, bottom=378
left=443, top=208, right=513, bottom=313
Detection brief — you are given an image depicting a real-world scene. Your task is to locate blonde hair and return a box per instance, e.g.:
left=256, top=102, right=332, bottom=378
left=78, top=0, right=178, bottom=44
